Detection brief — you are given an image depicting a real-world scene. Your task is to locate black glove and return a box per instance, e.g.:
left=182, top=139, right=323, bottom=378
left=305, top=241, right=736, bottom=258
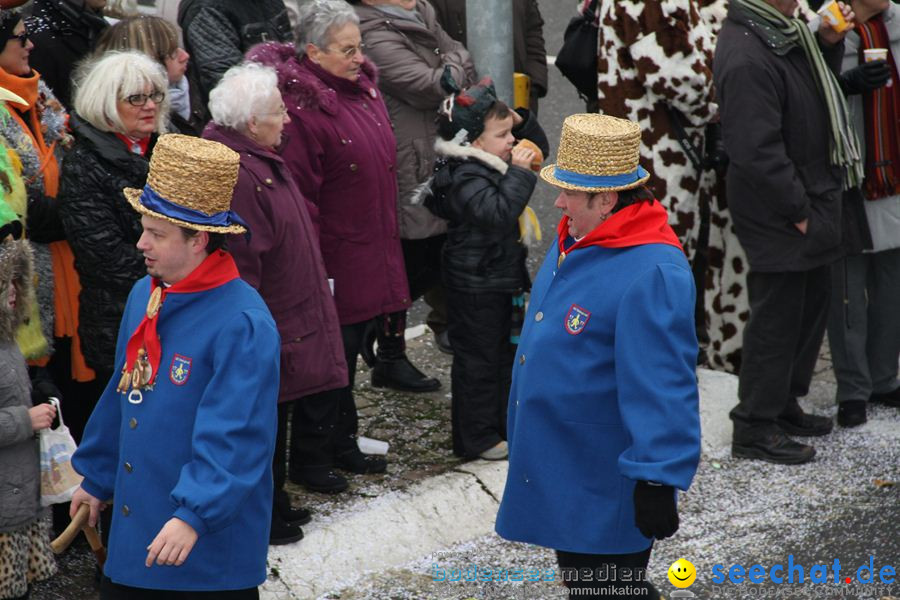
left=633, top=480, right=679, bottom=540
left=703, top=122, right=729, bottom=174
left=512, top=108, right=551, bottom=158
left=840, top=60, right=891, bottom=95
left=31, top=379, right=62, bottom=406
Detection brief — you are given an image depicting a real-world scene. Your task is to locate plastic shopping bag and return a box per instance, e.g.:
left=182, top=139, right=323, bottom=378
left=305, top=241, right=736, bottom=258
left=40, top=398, right=82, bottom=506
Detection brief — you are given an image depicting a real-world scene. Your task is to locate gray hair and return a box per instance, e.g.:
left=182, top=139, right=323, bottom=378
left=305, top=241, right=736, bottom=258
left=294, top=0, right=359, bottom=57
left=208, top=63, right=281, bottom=131
left=73, top=51, right=170, bottom=134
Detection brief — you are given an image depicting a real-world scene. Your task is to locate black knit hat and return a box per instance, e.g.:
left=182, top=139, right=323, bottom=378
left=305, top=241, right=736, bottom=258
left=0, top=8, right=23, bottom=44
left=437, top=75, right=501, bottom=143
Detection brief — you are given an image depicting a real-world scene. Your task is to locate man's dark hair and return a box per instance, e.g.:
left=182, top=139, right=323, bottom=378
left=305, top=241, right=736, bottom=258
left=612, top=185, right=655, bottom=212
left=588, top=185, right=655, bottom=213
left=179, top=227, right=228, bottom=253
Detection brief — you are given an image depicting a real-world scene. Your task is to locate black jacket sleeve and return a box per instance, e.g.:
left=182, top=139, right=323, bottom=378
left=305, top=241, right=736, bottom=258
left=26, top=194, right=66, bottom=243
left=445, top=164, right=536, bottom=231
left=58, top=150, right=146, bottom=293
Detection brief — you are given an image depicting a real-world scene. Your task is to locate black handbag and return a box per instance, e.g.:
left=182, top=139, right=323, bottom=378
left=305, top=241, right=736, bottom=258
left=555, top=0, right=600, bottom=102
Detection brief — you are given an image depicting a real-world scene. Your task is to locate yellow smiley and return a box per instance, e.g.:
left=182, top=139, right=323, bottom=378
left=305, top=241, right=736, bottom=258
left=667, top=558, right=697, bottom=588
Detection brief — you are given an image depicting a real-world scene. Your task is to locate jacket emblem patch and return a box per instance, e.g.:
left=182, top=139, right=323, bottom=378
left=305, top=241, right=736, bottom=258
left=565, top=304, right=591, bottom=335
left=170, top=354, right=192, bottom=386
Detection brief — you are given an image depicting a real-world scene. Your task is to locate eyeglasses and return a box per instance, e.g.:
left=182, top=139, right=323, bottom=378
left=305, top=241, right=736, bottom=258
left=124, top=91, right=165, bottom=107
left=322, top=42, right=365, bottom=59
left=7, top=31, right=29, bottom=48
left=259, top=104, right=288, bottom=117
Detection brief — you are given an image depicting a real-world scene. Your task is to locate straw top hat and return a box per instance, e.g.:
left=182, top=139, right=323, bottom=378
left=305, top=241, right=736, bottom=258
left=540, top=114, right=650, bottom=193
left=124, top=134, right=248, bottom=234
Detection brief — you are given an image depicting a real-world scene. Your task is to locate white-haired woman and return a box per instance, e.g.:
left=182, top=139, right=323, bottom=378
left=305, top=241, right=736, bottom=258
left=204, top=62, right=348, bottom=545
left=248, top=0, right=437, bottom=489
left=59, top=51, right=168, bottom=425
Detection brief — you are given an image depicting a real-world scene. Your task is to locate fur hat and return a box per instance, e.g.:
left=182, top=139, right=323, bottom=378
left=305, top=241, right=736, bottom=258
left=124, top=134, right=249, bottom=234
left=437, top=76, right=502, bottom=143
left=0, top=237, right=33, bottom=342
left=0, top=8, right=22, bottom=42
left=540, top=114, right=650, bottom=193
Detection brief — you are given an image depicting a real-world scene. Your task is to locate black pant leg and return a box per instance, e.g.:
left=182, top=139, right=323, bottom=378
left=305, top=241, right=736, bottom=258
left=556, top=547, right=659, bottom=599
left=787, top=264, right=831, bottom=400
left=272, top=402, right=289, bottom=493
left=100, top=578, right=258, bottom=600
left=446, top=290, right=512, bottom=457
left=732, top=270, right=810, bottom=436
left=333, top=321, right=369, bottom=455
left=289, top=387, right=341, bottom=470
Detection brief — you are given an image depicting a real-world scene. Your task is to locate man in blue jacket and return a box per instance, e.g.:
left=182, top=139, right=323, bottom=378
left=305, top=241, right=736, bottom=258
left=70, top=134, right=280, bottom=599
left=496, top=114, right=701, bottom=599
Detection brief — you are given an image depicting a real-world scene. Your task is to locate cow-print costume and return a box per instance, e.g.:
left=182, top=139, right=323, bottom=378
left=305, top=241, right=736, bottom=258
left=0, top=518, right=57, bottom=598
left=589, top=0, right=748, bottom=372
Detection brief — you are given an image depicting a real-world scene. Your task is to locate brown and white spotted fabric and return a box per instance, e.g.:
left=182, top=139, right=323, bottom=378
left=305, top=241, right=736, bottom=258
left=0, top=517, right=57, bottom=598
left=592, top=0, right=748, bottom=372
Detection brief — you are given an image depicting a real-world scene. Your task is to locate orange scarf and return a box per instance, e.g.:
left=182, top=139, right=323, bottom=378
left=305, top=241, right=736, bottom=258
left=1, top=69, right=93, bottom=381
left=117, top=251, right=240, bottom=395
left=0, top=68, right=60, bottom=196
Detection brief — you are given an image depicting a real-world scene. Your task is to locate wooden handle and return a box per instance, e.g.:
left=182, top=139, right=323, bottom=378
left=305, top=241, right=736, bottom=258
left=83, top=525, right=107, bottom=568
left=50, top=504, right=90, bottom=554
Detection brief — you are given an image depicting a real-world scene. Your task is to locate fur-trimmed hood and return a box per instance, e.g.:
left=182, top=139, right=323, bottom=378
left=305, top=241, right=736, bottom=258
left=245, top=42, right=381, bottom=115
left=434, top=136, right=509, bottom=174
left=412, top=136, right=510, bottom=208
left=0, top=238, right=33, bottom=342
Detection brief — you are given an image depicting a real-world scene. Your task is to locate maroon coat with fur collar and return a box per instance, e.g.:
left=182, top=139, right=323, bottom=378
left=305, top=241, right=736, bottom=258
left=203, top=122, right=348, bottom=402
left=245, top=43, right=411, bottom=325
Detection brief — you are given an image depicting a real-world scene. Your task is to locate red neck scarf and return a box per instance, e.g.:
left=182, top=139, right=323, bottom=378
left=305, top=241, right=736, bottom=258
left=114, top=133, right=151, bottom=156
left=857, top=16, right=900, bottom=200
left=116, top=250, right=240, bottom=394
left=556, top=200, right=683, bottom=262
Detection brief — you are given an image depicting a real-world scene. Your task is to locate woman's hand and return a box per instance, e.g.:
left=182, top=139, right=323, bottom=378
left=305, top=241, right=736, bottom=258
left=29, top=403, right=56, bottom=432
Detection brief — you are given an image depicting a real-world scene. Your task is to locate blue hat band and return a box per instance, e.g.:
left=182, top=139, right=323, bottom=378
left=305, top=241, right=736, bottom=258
left=139, top=185, right=249, bottom=231
left=553, top=165, right=649, bottom=188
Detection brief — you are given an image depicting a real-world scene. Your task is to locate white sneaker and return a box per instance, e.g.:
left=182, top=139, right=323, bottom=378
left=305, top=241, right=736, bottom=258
left=479, top=441, right=508, bottom=461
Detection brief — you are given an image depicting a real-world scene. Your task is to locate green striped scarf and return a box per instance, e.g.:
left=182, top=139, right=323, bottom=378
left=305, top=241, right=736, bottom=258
left=736, top=0, right=863, bottom=189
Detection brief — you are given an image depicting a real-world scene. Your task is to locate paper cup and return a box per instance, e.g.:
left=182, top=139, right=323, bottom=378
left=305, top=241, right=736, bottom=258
left=864, top=48, right=892, bottom=86
left=864, top=48, right=888, bottom=62
left=357, top=436, right=389, bottom=455
left=817, top=0, right=852, bottom=33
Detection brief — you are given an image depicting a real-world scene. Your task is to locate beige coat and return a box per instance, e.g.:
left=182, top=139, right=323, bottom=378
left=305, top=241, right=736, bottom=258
left=355, top=1, right=477, bottom=239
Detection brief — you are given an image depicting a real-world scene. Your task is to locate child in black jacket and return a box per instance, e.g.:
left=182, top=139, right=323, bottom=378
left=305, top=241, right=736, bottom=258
left=425, top=79, right=538, bottom=460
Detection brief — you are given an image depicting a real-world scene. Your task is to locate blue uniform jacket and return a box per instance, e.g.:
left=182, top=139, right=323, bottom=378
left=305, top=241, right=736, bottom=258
left=495, top=240, right=701, bottom=554
left=73, top=275, right=280, bottom=591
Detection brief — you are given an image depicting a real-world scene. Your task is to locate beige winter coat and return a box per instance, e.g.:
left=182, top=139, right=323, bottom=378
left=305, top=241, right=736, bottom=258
left=355, top=1, right=477, bottom=239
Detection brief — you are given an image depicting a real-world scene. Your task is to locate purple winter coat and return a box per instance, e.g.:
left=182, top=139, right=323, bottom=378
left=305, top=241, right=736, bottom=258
left=246, top=43, right=411, bottom=325
left=203, top=122, right=348, bottom=402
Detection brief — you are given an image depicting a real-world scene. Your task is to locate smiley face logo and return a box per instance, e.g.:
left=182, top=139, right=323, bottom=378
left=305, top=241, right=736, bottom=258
left=668, top=558, right=696, bottom=588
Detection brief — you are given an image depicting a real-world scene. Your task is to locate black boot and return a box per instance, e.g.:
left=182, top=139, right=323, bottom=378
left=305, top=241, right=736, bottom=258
left=837, top=400, right=867, bottom=428
left=870, top=386, right=900, bottom=407
left=290, top=465, right=349, bottom=494
left=776, top=398, right=833, bottom=436
left=371, top=311, right=440, bottom=392
left=335, top=448, right=388, bottom=474
left=270, top=512, right=304, bottom=545
left=359, top=320, right=377, bottom=368
left=732, top=429, right=816, bottom=464
left=274, top=489, right=312, bottom=526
